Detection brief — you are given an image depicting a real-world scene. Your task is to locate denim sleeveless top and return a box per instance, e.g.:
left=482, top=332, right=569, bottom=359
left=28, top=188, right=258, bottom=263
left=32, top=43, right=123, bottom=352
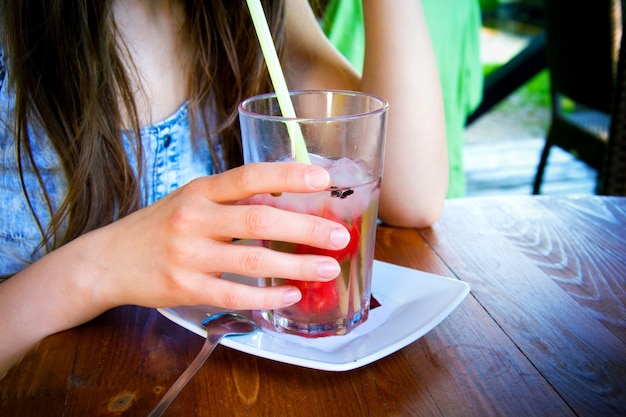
left=0, top=63, right=215, bottom=275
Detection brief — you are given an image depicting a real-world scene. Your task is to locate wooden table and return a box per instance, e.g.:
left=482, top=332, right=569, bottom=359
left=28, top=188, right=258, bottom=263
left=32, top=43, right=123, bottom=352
left=1, top=195, right=624, bottom=416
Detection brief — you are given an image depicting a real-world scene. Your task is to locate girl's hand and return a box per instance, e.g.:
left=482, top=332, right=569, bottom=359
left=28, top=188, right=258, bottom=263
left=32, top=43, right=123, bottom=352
left=80, top=162, right=351, bottom=313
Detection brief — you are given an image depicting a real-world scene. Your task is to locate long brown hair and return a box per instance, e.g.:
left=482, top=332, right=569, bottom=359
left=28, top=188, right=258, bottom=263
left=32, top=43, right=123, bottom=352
left=0, top=0, right=284, bottom=255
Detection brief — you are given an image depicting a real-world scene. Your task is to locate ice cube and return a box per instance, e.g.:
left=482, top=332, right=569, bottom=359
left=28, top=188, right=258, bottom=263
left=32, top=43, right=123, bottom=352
left=327, top=157, right=370, bottom=188
left=308, top=153, right=333, bottom=169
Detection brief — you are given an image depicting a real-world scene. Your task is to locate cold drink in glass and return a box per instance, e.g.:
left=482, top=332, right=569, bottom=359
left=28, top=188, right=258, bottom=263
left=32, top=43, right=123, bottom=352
left=239, top=90, right=388, bottom=337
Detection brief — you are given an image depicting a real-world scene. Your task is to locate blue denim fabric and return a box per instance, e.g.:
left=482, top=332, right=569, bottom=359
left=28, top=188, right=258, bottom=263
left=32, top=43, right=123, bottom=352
left=0, top=71, right=214, bottom=275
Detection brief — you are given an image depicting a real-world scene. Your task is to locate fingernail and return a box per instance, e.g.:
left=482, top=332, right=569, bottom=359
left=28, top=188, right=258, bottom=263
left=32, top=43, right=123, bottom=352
left=317, top=261, right=341, bottom=279
left=284, top=289, right=302, bottom=304
left=330, top=227, right=350, bottom=249
left=305, top=169, right=330, bottom=189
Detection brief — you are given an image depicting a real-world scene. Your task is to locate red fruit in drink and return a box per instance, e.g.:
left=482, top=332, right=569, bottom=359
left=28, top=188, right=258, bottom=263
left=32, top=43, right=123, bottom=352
left=286, top=217, right=361, bottom=314
left=287, top=280, right=339, bottom=314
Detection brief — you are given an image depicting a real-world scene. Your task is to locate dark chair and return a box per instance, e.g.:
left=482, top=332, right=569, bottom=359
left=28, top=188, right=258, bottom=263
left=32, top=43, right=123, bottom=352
left=601, top=11, right=626, bottom=196
left=532, top=0, right=621, bottom=194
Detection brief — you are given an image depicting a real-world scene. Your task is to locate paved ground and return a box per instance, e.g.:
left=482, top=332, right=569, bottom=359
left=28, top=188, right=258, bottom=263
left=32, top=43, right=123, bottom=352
left=463, top=137, right=598, bottom=197
left=465, top=90, right=550, bottom=144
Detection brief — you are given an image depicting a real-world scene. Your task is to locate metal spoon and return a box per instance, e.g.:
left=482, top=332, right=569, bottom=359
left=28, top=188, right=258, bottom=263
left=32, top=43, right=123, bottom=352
left=147, top=312, right=257, bottom=417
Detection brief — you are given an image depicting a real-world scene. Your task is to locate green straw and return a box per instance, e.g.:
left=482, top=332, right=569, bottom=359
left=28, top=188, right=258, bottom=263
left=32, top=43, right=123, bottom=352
left=246, top=0, right=311, bottom=164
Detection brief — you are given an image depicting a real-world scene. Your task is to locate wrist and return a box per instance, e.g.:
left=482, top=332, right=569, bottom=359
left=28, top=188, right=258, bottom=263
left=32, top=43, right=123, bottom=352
left=21, top=232, right=112, bottom=335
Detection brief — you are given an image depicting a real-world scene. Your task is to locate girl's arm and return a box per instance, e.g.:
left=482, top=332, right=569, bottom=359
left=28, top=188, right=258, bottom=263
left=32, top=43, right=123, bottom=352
left=285, top=0, right=448, bottom=227
left=0, top=163, right=350, bottom=378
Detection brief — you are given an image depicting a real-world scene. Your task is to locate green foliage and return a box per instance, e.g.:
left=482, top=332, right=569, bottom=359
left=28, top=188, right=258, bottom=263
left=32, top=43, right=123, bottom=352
left=483, top=64, right=551, bottom=109
left=479, top=0, right=500, bottom=12
left=522, top=69, right=551, bottom=108
left=483, top=63, right=501, bottom=77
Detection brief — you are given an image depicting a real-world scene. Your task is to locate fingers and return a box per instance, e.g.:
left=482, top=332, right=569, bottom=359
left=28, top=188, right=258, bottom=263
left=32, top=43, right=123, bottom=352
left=200, top=242, right=342, bottom=281
left=192, top=162, right=331, bottom=203
left=186, top=276, right=303, bottom=311
left=204, top=204, right=351, bottom=249
left=101, top=162, right=354, bottom=313
left=182, top=161, right=352, bottom=250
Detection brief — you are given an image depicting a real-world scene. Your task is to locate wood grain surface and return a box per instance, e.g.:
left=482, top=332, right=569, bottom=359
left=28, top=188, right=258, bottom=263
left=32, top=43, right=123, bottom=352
left=1, top=195, right=624, bottom=416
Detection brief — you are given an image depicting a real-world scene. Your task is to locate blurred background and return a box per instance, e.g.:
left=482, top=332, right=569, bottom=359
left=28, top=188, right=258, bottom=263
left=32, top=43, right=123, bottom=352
left=465, top=0, right=599, bottom=197
left=320, top=0, right=623, bottom=198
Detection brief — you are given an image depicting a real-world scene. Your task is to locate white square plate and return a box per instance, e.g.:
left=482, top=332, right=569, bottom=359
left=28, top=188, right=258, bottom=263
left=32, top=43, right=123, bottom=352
left=158, top=260, right=470, bottom=371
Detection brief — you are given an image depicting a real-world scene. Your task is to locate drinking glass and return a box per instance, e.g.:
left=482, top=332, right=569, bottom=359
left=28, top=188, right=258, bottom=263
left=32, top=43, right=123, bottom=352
left=239, top=90, right=388, bottom=337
